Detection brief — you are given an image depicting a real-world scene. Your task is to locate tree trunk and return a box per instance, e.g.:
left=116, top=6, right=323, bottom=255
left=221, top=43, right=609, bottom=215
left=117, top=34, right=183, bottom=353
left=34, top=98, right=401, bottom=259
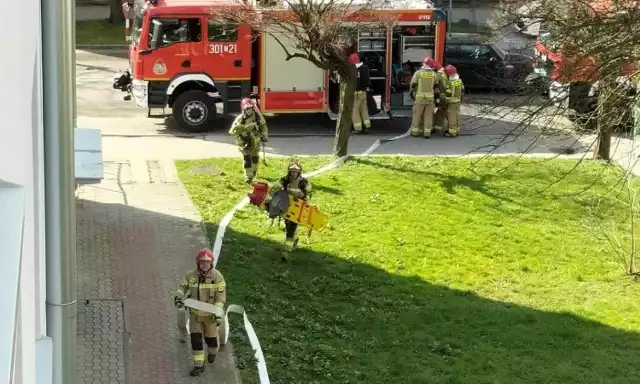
left=333, top=66, right=357, bottom=157
left=108, top=0, right=125, bottom=24
left=595, top=128, right=612, bottom=161
left=594, top=82, right=615, bottom=162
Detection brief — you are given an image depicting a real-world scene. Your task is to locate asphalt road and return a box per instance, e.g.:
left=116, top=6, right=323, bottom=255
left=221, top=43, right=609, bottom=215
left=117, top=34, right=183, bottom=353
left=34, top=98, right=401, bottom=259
left=76, top=48, right=550, bottom=137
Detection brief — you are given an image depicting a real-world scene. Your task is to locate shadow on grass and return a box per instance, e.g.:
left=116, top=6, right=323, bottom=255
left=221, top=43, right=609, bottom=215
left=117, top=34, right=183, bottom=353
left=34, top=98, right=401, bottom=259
left=76, top=177, right=639, bottom=384
left=352, top=157, right=518, bottom=205
left=310, top=184, right=343, bottom=195
left=212, top=223, right=640, bottom=384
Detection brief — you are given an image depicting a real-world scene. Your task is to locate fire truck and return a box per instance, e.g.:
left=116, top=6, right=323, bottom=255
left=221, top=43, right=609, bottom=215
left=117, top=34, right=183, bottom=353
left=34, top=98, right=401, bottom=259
left=524, top=0, right=637, bottom=120
left=113, top=0, right=448, bottom=132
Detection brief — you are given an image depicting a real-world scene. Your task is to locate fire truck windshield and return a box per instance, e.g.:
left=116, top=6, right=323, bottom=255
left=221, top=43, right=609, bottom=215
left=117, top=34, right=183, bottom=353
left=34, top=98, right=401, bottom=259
left=130, top=1, right=147, bottom=44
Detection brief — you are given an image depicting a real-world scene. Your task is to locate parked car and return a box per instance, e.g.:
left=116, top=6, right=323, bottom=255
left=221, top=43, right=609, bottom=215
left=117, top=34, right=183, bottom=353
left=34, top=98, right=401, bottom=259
left=444, top=33, right=534, bottom=91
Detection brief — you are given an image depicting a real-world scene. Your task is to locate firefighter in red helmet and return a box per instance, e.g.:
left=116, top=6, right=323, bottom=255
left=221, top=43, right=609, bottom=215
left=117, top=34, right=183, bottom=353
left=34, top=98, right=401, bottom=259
left=229, top=98, right=269, bottom=184
left=410, top=56, right=445, bottom=138
left=349, top=53, right=372, bottom=134
left=443, top=65, right=464, bottom=136
left=174, top=248, right=227, bottom=376
left=432, top=60, right=448, bottom=133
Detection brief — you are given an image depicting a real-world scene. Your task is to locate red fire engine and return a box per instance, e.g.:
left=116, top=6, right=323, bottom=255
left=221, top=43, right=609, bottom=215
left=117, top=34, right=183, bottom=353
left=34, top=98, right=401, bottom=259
left=113, top=0, right=448, bottom=132
left=528, top=0, right=637, bottom=116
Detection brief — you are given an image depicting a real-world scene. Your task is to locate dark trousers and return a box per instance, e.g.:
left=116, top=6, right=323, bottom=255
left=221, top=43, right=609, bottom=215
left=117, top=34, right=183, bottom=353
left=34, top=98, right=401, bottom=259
left=285, top=220, right=298, bottom=239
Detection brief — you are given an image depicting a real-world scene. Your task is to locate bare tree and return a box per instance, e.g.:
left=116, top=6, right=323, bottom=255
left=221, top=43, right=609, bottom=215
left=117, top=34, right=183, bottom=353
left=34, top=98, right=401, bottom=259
left=108, top=0, right=126, bottom=24
left=487, top=0, right=640, bottom=162
left=217, top=0, right=394, bottom=157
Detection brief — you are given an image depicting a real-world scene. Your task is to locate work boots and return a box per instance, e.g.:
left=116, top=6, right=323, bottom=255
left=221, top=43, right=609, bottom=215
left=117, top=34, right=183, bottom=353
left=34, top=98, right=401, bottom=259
left=208, top=354, right=217, bottom=364
left=190, top=366, right=205, bottom=376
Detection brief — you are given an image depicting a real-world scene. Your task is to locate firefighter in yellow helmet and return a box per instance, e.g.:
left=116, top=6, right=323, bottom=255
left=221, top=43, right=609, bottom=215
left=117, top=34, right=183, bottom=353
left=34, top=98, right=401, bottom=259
left=229, top=98, right=269, bottom=184
left=410, top=57, right=445, bottom=138
left=443, top=65, right=464, bottom=136
left=432, top=60, right=449, bottom=133
left=174, top=248, right=227, bottom=377
left=280, top=160, right=312, bottom=258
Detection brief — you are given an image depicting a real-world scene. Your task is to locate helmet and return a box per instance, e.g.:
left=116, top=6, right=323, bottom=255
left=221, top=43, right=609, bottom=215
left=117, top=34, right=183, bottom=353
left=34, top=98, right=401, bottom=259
left=444, top=65, right=457, bottom=76
left=423, top=57, right=435, bottom=68
left=196, top=248, right=214, bottom=264
left=348, top=53, right=360, bottom=65
left=288, top=158, right=302, bottom=173
left=240, top=98, right=254, bottom=110
left=288, top=163, right=302, bottom=172
left=432, top=61, right=443, bottom=71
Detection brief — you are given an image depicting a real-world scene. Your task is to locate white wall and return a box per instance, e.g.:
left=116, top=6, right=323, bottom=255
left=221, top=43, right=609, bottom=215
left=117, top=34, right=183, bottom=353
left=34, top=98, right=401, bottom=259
left=0, top=0, right=48, bottom=381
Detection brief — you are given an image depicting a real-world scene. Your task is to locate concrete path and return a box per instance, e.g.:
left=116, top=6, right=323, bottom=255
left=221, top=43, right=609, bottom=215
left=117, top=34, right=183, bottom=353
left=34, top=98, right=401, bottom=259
left=76, top=160, right=241, bottom=384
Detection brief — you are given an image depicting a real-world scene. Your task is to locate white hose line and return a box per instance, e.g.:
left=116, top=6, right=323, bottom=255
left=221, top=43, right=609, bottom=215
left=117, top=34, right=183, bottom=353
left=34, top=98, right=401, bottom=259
left=214, top=129, right=412, bottom=384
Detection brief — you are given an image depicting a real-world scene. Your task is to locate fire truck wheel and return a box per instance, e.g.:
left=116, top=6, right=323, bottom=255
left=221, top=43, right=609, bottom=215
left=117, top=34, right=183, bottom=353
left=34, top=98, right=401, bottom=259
left=172, top=90, right=217, bottom=132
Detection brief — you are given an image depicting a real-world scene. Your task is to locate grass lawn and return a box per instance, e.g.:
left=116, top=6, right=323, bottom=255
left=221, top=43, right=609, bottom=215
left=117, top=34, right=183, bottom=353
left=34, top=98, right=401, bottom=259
left=177, top=156, right=640, bottom=384
left=76, top=20, right=126, bottom=45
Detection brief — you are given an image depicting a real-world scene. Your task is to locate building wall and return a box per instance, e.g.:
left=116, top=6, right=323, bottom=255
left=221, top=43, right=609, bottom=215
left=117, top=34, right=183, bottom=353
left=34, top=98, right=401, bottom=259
left=450, top=6, right=495, bottom=24
left=0, top=0, right=48, bottom=381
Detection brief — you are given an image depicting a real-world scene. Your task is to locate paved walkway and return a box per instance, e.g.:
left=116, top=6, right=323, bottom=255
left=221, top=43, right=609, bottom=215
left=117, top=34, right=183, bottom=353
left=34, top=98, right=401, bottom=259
left=76, top=159, right=240, bottom=384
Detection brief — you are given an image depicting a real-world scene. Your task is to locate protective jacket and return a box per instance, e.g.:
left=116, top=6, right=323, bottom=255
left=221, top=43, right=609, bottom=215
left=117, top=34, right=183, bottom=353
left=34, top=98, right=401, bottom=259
left=445, top=74, right=464, bottom=103
left=436, top=70, right=449, bottom=104
left=228, top=109, right=268, bottom=155
left=281, top=175, right=311, bottom=200
left=176, top=268, right=226, bottom=318
left=410, top=68, right=437, bottom=101
left=356, top=63, right=371, bottom=92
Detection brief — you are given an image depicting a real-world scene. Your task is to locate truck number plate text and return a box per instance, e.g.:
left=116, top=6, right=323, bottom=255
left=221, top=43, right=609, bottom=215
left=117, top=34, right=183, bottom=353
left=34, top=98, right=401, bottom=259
left=209, top=43, right=237, bottom=54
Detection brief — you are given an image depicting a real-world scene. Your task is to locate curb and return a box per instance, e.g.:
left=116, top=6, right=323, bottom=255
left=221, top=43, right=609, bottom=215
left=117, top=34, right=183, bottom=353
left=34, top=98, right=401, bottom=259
left=76, top=44, right=128, bottom=49
left=100, top=132, right=412, bottom=138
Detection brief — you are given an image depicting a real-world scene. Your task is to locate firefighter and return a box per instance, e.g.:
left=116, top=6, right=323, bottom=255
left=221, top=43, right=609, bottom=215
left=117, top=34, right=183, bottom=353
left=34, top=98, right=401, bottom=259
left=409, top=57, right=445, bottom=138
left=349, top=53, right=372, bottom=134
left=443, top=65, right=464, bottom=137
left=174, top=248, right=227, bottom=377
left=280, top=160, right=312, bottom=258
left=433, top=60, right=449, bottom=133
left=229, top=98, right=268, bottom=184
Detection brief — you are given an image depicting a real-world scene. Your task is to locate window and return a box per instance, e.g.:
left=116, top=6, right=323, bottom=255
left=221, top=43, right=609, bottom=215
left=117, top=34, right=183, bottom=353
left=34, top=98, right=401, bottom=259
left=444, top=44, right=461, bottom=60
left=130, top=2, right=146, bottom=44
left=150, top=18, right=202, bottom=48
left=459, top=44, right=491, bottom=60
left=208, top=20, right=238, bottom=42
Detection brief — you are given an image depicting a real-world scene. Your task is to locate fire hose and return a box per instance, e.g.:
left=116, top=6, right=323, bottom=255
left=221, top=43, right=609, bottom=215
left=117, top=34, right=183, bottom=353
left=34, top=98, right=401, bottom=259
left=201, top=129, right=413, bottom=383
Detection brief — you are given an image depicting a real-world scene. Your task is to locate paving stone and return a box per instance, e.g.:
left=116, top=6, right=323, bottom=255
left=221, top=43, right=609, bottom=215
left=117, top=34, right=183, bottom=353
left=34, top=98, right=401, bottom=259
left=76, top=159, right=241, bottom=384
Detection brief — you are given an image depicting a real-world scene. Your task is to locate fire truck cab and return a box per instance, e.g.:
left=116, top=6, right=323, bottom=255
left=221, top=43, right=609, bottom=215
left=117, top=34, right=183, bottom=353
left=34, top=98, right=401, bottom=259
left=114, top=0, right=448, bottom=132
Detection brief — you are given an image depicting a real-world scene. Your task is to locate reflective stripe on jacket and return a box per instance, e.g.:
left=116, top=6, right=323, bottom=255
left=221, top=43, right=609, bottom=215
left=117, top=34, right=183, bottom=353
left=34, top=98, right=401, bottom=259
left=228, top=110, right=268, bottom=154
left=411, top=69, right=436, bottom=100
left=176, top=269, right=227, bottom=317
left=447, top=79, right=463, bottom=103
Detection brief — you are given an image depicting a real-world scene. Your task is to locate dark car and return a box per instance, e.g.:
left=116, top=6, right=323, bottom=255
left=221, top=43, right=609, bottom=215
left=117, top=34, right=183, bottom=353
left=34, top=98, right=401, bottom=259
left=444, top=33, right=534, bottom=91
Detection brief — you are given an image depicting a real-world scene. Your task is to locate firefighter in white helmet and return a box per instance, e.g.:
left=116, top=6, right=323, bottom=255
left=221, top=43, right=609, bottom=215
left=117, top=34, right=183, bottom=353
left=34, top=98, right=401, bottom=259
left=229, top=98, right=269, bottom=184
left=174, top=248, right=227, bottom=377
left=443, top=65, right=464, bottom=137
left=280, top=160, right=311, bottom=258
left=410, top=57, right=445, bottom=138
